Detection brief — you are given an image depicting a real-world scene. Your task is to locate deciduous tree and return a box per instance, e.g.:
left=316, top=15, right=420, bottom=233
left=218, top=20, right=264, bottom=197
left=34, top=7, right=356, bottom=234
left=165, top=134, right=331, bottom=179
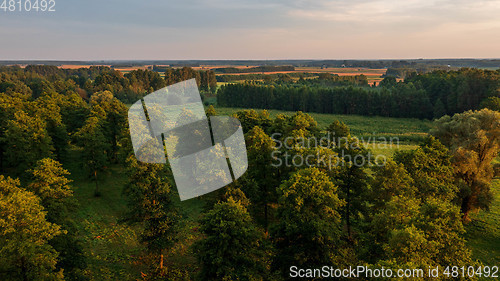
left=271, top=168, right=344, bottom=277
left=195, top=197, right=267, bottom=281
left=124, top=157, right=180, bottom=274
left=2, top=110, right=53, bottom=176
left=432, top=109, right=500, bottom=221
left=74, top=116, right=109, bottom=196
left=0, top=175, right=64, bottom=281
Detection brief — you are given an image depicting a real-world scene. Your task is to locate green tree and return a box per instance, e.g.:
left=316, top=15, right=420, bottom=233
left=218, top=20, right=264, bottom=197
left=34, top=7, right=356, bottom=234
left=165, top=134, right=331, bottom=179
left=370, top=196, right=472, bottom=273
left=369, top=148, right=473, bottom=272
left=233, top=109, right=272, bottom=133
left=195, top=197, right=267, bottom=281
left=0, top=92, right=29, bottom=172
left=394, top=137, right=458, bottom=202
left=205, top=104, right=217, bottom=117
left=90, top=91, right=128, bottom=163
left=379, top=76, right=398, bottom=88
left=0, top=175, right=64, bottom=281
left=329, top=127, right=371, bottom=241
left=432, top=109, right=500, bottom=221
left=74, top=116, right=110, bottom=196
left=244, top=126, right=278, bottom=229
left=2, top=110, right=53, bottom=176
left=433, top=99, right=447, bottom=118
left=370, top=159, right=415, bottom=211
left=480, top=96, right=500, bottom=111
left=35, top=92, right=70, bottom=161
left=59, top=93, right=90, bottom=136
left=123, top=157, right=180, bottom=275
left=271, top=168, right=344, bottom=278
left=365, top=159, right=415, bottom=261
left=326, top=120, right=350, bottom=141
left=28, top=158, right=86, bottom=281
left=28, top=158, right=72, bottom=221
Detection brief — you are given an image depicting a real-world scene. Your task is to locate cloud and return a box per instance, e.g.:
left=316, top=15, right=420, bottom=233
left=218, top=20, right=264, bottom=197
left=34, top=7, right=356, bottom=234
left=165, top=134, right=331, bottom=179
left=0, top=0, right=499, bottom=59
left=286, top=0, right=500, bottom=25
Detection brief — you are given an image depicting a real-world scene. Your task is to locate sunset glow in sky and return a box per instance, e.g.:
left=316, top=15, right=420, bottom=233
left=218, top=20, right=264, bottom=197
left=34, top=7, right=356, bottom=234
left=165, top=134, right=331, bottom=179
left=1, top=0, right=500, bottom=60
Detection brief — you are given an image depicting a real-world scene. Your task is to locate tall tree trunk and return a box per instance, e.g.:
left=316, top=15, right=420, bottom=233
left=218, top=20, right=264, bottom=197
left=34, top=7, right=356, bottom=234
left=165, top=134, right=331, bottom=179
left=0, top=146, right=3, bottom=173
left=21, top=257, right=28, bottom=281
left=461, top=195, right=472, bottom=223
left=346, top=189, right=352, bottom=240
left=94, top=170, right=99, bottom=196
left=346, top=168, right=353, bottom=241
left=111, top=127, right=117, bottom=163
left=264, top=202, right=268, bottom=231
left=160, top=254, right=163, bottom=269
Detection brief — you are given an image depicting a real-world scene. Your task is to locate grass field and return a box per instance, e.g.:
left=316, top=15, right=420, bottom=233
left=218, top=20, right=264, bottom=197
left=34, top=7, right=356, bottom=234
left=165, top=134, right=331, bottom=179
left=215, top=107, right=434, bottom=145
left=466, top=179, right=500, bottom=266
left=65, top=147, right=144, bottom=280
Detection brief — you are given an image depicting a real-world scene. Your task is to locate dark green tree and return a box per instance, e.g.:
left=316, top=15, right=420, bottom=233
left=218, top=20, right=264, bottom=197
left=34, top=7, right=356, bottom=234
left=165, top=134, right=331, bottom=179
left=28, top=158, right=73, bottom=222
left=123, top=156, right=181, bottom=275
left=90, top=91, right=128, bottom=163
left=205, top=104, right=217, bottom=117
left=2, top=110, right=53, bottom=176
left=271, top=168, right=344, bottom=278
left=74, top=116, right=110, bottom=196
left=28, top=158, right=86, bottom=281
left=480, top=96, right=500, bottom=111
left=0, top=175, right=64, bottom=281
left=244, top=126, right=278, bottom=229
left=330, top=130, right=371, bottom=241
left=195, top=197, right=268, bottom=281
left=369, top=148, right=473, bottom=272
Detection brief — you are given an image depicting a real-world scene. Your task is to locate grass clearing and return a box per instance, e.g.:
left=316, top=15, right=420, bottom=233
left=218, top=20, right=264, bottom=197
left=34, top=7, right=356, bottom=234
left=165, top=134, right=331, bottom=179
left=466, top=179, right=500, bottom=265
left=215, top=107, right=434, bottom=145
left=65, top=147, right=144, bottom=280
left=65, top=146, right=205, bottom=280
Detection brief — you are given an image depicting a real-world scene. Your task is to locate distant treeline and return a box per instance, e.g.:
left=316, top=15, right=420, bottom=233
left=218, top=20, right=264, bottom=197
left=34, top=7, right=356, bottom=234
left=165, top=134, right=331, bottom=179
left=214, top=65, right=295, bottom=74
left=152, top=65, right=169, bottom=72
left=299, top=73, right=369, bottom=87
left=382, top=66, right=461, bottom=79
left=216, top=72, right=317, bottom=82
left=165, top=67, right=217, bottom=92
left=217, top=68, right=500, bottom=119
left=0, top=65, right=217, bottom=104
left=217, top=83, right=434, bottom=119
left=291, top=59, right=500, bottom=69
left=218, top=72, right=369, bottom=86
left=2, top=59, right=499, bottom=68
left=383, top=68, right=419, bottom=79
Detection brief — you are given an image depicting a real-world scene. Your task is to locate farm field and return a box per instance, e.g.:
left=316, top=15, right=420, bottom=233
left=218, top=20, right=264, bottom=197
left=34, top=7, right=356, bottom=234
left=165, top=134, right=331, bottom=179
left=215, top=66, right=386, bottom=84
left=297, top=67, right=386, bottom=84
left=55, top=64, right=387, bottom=85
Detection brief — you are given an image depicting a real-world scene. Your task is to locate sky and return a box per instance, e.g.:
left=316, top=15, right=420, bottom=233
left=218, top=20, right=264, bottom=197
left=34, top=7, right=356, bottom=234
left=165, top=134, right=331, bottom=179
left=1, top=0, right=500, bottom=60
